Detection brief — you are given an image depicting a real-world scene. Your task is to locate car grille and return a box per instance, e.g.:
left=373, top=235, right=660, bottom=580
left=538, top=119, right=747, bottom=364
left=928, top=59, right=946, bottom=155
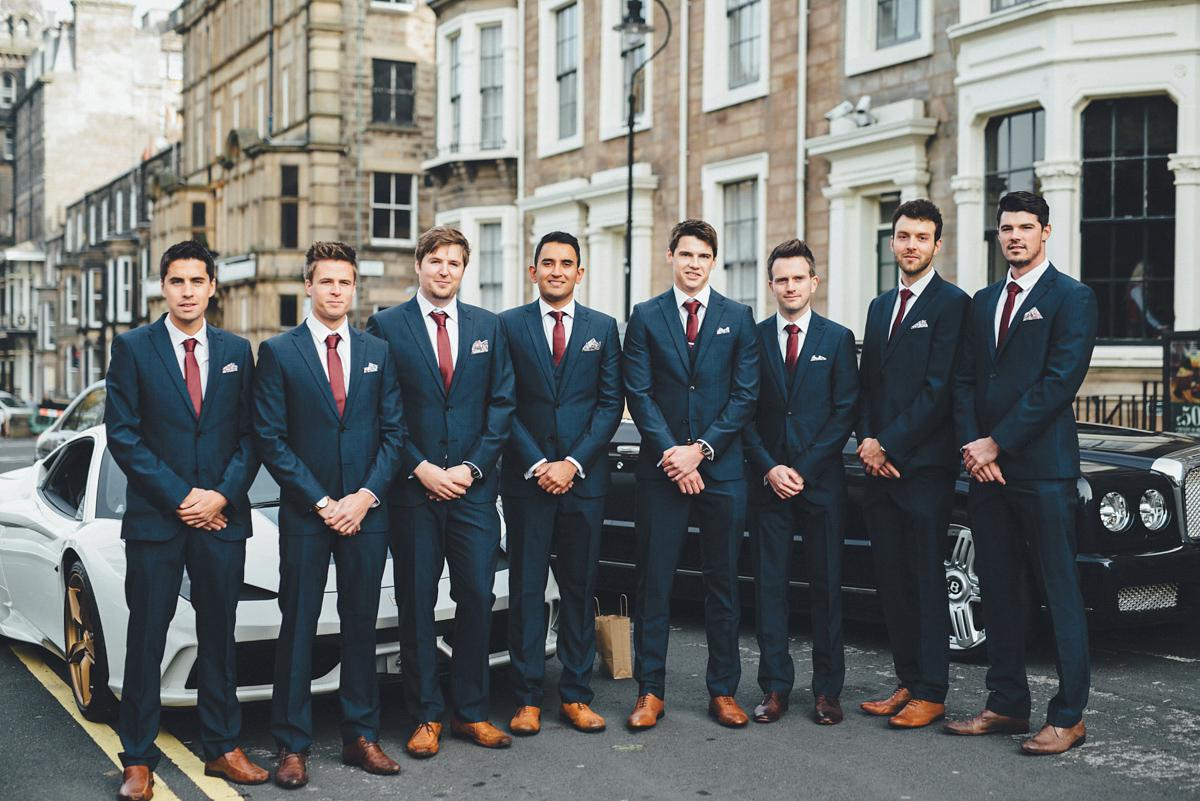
left=1117, top=583, right=1179, bottom=613
left=1186, top=467, right=1200, bottom=541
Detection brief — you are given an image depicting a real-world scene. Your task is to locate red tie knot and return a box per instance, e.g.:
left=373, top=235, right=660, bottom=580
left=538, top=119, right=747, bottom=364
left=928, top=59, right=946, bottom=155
left=900, top=288, right=914, bottom=303
left=785, top=323, right=799, bottom=336
left=183, top=338, right=198, bottom=353
left=1006, top=281, right=1021, bottom=298
left=430, top=310, right=448, bottom=328
left=683, top=299, right=701, bottom=315
left=325, top=332, right=341, bottom=350
left=550, top=310, right=565, bottom=323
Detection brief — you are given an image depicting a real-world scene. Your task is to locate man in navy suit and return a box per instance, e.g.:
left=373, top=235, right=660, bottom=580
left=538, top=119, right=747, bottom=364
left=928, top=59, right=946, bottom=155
left=105, top=241, right=267, bottom=801
left=253, top=242, right=407, bottom=787
left=743, top=239, right=858, bottom=727
left=947, top=192, right=1097, bottom=755
left=856, top=200, right=969, bottom=729
left=366, top=226, right=516, bottom=756
left=623, top=219, right=759, bottom=730
left=499, top=231, right=623, bottom=736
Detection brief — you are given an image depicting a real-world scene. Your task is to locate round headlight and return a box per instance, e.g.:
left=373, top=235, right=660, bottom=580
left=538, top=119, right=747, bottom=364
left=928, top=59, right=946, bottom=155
left=1139, top=489, right=1169, bottom=531
left=1099, top=492, right=1131, bottom=532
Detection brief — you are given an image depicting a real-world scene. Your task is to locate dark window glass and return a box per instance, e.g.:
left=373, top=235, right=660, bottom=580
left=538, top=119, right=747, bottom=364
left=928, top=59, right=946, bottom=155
left=191, top=202, right=206, bottom=227
left=877, top=0, right=918, bottom=49
left=279, top=294, right=298, bottom=327
left=984, top=108, right=1044, bottom=283
left=370, top=172, right=415, bottom=242
left=281, top=165, right=299, bottom=197
left=372, top=59, right=415, bottom=126
left=281, top=202, right=298, bottom=249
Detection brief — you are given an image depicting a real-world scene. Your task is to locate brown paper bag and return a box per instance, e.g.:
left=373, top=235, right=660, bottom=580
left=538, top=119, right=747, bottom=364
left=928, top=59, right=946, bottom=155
left=594, top=595, right=633, bottom=679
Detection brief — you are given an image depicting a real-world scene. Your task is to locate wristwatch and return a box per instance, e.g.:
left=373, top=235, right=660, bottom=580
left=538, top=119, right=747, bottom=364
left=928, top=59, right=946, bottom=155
left=698, top=441, right=714, bottom=460
left=314, top=496, right=331, bottom=512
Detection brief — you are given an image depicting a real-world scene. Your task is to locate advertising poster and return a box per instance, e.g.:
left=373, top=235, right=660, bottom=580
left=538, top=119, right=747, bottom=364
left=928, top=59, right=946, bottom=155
left=1164, top=332, right=1200, bottom=435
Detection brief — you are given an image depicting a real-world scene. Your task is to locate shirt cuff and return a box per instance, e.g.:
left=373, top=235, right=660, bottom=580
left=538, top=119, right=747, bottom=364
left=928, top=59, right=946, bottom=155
left=524, top=458, right=548, bottom=480
left=565, top=456, right=585, bottom=478
left=697, top=439, right=714, bottom=460
left=463, top=461, right=483, bottom=481
left=359, top=488, right=380, bottom=508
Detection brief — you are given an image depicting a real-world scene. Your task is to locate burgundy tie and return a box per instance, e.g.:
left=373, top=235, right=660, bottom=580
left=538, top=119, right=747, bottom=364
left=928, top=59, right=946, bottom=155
left=889, top=288, right=914, bottom=343
left=183, top=338, right=202, bottom=416
left=997, top=281, right=1021, bottom=347
left=325, top=333, right=346, bottom=417
left=550, top=310, right=566, bottom=367
left=784, top=324, right=800, bottom=374
left=683, top=299, right=701, bottom=347
left=430, top=310, right=454, bottom=392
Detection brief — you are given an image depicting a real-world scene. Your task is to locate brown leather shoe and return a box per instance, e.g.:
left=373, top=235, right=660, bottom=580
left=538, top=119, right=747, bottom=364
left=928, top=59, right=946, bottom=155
left=1022, top=721, right=1086, bottom=755
left=627, top=694, right=665, bottom=729
left=509, top=705, right=541, bottom=735
left=861, top=686, right=913, bottom=716
left=118, top=766, right=154, bottom=801
left=559, top=702, right=606, bottom=732
left=407, top=722, right=442, bottom=758
left=889, top=699, right=946, bottom=728
left=450, top=717, right=513, bottom=748
left=274, top=751, right=308, bottom=789
left=708, top=696, right=749, bottom=727
left=753, top=692, right=789, bottom=723
left=943, top=709, right=1031, bottom=736
left=342, top=736, right=401, bottom=775
left=814, top=695, right=843, bottom=725
left=204, top=747, right=269, bottom=784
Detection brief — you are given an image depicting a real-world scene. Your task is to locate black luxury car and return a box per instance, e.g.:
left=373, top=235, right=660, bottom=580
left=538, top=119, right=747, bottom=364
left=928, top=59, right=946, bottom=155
left=595, top=419, right=1200, bottom=660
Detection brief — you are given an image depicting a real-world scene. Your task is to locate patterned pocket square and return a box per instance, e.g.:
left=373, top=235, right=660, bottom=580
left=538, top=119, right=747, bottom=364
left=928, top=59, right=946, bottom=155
left=1023, top=308, right=1043, bottom=321
left=810, top=354, right=827, bottom=362
left=582, top=338, right=602, bottom=352
left=363, top=362, right=379, bottom=373
left=221, top=362, right=238, bottom=373
left=471, top=339, right=489, bottom=354
left=717, top=326, right=731, bottom=335
left=910, top=319, right=928, bottom=329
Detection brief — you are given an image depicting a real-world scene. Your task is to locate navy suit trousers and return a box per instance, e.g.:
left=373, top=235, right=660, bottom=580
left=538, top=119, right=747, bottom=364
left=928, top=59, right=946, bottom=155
left=120, top=531, right=244, bottom=766
left=271, top=529, right=387, bottom=752
left=969, top=478, right=1090, bottom=727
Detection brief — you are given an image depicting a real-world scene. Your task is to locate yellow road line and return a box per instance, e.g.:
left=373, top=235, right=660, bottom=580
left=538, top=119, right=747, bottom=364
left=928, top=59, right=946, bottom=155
left=11, top=643, right=244, bottom=801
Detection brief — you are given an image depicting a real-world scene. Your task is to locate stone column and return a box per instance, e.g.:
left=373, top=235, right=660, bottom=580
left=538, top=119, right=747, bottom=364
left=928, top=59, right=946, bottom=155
left=1035, top=160, right=1082, bottom=280
left=951, top=175, right=985, bottom=292
left=1169, top=154, right=1200, bottom=330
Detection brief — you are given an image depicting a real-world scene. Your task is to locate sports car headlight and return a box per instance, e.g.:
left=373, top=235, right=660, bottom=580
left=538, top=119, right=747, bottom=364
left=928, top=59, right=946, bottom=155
left=1099, top=492, right=1131, bottom=532
left=1139, top=489, right=1169, bottom=531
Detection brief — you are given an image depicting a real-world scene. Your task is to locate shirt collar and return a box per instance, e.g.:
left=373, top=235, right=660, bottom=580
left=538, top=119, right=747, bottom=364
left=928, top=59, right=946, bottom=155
left=416, top=291, right=458, bottom=323
left=777, top=307, right=812, bottom=338
left=538, top=297, right=576, bottom=320
left=1008, top=260, right=1049, bottom=293
left=165, top=316, right=208, bottom=350
left=305, top=314, right=350, bottom=344
left=900, top=268, right=937, bottom=298
left=673, top=283, right=712, bottom=310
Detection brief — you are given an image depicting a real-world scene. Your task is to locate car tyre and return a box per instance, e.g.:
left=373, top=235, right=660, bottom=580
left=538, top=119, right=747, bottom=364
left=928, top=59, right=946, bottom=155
left=64, top=560, right=118, bottom=721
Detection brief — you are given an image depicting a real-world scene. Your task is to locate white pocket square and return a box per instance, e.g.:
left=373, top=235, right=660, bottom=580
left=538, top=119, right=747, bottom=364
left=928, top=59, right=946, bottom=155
left=910, top=319, right=928, bottom=329
left=363, top=362, right=379, bottom=373
left=221, top=362, right=238, bottom=373
left=810, top=354, right=827, bottom=362
left=716, top=326, right=731, bottom=335
left=471, top=339, right=489, bottom=354
left=1023, top=308, right=1043, bottom=321
left=582, top=338, right=602, bottom=352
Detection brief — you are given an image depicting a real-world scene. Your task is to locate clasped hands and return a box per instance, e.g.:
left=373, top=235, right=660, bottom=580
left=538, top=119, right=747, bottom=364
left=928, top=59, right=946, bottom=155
left=961, top=436, right=1005, bottom=484
left=662, top=443, right=706, bottom=495
left=414, top=462, right=475, bottom=503
left=177, top=488, right=229, bottom=531
left=317, top=489, right=378, bottom=536
left=856, top=437, right=901, bottom=479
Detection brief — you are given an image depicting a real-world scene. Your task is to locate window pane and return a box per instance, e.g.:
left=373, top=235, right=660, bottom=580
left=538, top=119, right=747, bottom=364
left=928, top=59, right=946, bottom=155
left=370, top=172, right=414, bottom=242
left=556, top=5, right=578, bottom=139
left=728, top=0, right=761, bottom=88
left=1080, top=161, right=1111, bottom=220
left=481, top=26, right=504, bottom=149
left=281, top=165, right=299, bottom=197
left=281, top=202, right=298, bottom=249
left=372, top=59, right=415, bottom=126
left=722, top=178, right=758, bottom=307
left=478, top=222, right=503, bottom=311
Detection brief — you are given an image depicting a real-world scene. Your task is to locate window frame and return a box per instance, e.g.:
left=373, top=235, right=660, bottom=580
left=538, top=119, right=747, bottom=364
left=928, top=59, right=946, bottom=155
left=843, top=0, right=933, bottom=77
left=369, top=172, right=418, bottom=248
left=702, top=0, right=770, bottom=113
left=701, top=153, right=770, bottom=317
left=537, top=0, right=585, bottom=157
left=371, top=59, right=416, bottom=128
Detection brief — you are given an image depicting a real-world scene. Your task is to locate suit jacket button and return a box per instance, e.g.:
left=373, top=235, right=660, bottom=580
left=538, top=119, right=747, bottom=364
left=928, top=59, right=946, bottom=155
left=439, top=439, right=446, bottom=446
left=689, top=385, right=695, bottom=391
left=548, top=435, right=555, bottom=442
left=990, top=373, right=998, bottom=379
left=786, top=411, right=793, bottom=417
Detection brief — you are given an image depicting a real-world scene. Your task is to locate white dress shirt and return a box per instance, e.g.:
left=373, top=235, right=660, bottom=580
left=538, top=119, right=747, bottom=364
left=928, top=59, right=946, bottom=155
left=673, top=284, right=712, bottom=335
left=165, top=316, right=209, bottom=397
left=776, top=307, right=812, bottom=364
left=994, top=260, right=1049, bottom=342
left=890, top=268, right=938, bottom=333
left=305, top=315, right=351, bottom=394
left=416, top=291, right=459, bottom=369
left=525, top=297, right=585, bottom=480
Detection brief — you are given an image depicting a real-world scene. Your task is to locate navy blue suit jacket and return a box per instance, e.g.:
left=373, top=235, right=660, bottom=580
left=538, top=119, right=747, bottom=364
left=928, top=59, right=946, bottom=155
left=623, top=288, right=758, bottom=483
left=366, top=297, right=516, bottom=507
left=252, top=324, right=407, bottom=536
left=105, top=316, right=258, bottom=543
left=498, top=301, right=623, bottom=499
left=954, top=264, right=1097, bottom=480
left=857, top=273, right=969, bottom=474
left=744, top=311, right=859, bottom=505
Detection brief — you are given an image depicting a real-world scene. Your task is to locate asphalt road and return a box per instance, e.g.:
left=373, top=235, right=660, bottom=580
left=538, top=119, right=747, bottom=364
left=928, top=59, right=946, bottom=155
left=2, top=439, right=1198, bottom=800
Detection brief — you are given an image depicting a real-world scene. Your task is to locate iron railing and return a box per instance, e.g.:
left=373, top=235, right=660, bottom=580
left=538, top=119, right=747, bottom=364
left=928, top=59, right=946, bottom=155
left=1074, top=381, right=1162, bottom=432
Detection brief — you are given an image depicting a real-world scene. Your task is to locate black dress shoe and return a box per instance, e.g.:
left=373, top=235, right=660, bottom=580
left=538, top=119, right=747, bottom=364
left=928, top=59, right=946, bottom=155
left=753, top=692, right=789, bottom=723
left=814, top=695, right=843, bottom=725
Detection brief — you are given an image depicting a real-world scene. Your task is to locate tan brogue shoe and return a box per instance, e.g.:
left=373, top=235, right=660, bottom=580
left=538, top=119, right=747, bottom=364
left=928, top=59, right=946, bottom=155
left=861, top=686, right=913, bottom=716
left=509, top=706, right=541, bottom=735
left=450, top=717, right=514, bottom=748
left=814, top=695, right=843, bottom=725
left=888, top=700, right=946, bottom=728
left=406, top=722, right=442, bottom=758
left=708, top=696, right=749, bottom=727
left=627, top=694, right=665, bottom=729
left=118, top=766, right=154, bottom=801
left=204, top=747, right=269, bottom=784
left=1022, top=721, right=1087, bottom=755
left=943, top=709, right=1031, bottom=736
left=753, top=692, right=789, bottom=723
left=274, top=751, right=308, bottom=789
left=342, top=736, right=401, bottom=775
left=559, top=702, right=606, bottom=732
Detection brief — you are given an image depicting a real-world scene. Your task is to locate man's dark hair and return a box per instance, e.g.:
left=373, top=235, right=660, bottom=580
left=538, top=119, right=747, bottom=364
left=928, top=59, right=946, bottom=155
left=767, top=238, right=817, bottom=280
left=533, top=231, right=581, bottom=265
left=996, top=191, right=1050, bottom=228
left=668, top=219, right=718, bottom=260
left=159, top=240, right=216, bottom=281
left=304, top=241, right=358, bottom=282
left=892, top=198, right=943, bottom=241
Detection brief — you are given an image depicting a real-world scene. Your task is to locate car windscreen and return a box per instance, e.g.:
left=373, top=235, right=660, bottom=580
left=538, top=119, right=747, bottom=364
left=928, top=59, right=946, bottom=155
left=96, top=450, right=128, bottom=520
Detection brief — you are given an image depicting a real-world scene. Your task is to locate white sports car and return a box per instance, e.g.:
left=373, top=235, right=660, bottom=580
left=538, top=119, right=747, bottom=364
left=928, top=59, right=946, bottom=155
left=0, top=426, right=559, bottom=721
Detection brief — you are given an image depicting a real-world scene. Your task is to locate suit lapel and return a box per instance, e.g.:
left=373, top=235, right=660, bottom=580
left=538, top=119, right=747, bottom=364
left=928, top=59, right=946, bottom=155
left=986, top=281, right=1004, bottom=362
left=343, top=328, right=366, bottom=415
left=689, top=291, right=726, bottom=375
left=404, top=299, right=446, bottom=394
left=759, top=316, right=788, bottom=401
left=290, top=325, right=340, bottom=418
left=522, top=301, right=557, bottom=392
left=874, top=287, right=900, bottom=363
left=656, top=291, right=692, bottom=370
left=997, top=266, right=1057, bottom=359
left=558, top=305, right=590, bottom=392
left=789, top=313, right=828, bottom=404
left=148, top=317, right=199, bottom=421
left=883, top=275, right=942, bottom=365
left=448, top=303, right=474, bottom=397
left=197, top=327, right=226, bottom=427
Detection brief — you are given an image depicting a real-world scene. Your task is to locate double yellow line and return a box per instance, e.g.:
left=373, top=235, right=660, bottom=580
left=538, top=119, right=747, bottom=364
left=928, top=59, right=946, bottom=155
left=10, top=644, right=244, bottom=801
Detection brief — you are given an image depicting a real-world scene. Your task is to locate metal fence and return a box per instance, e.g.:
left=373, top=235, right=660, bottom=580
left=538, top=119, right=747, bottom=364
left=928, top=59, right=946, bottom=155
left=1074, top=381, right=1162, bottom=432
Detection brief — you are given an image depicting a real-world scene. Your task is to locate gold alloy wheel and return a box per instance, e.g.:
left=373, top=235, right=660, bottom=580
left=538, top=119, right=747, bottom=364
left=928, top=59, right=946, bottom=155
left=64, top=562, right=117, bottom=721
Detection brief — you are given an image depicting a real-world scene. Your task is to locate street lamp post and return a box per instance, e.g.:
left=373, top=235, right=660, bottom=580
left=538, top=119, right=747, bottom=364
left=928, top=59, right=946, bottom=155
left=614, top=0, right=671, bottom=322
